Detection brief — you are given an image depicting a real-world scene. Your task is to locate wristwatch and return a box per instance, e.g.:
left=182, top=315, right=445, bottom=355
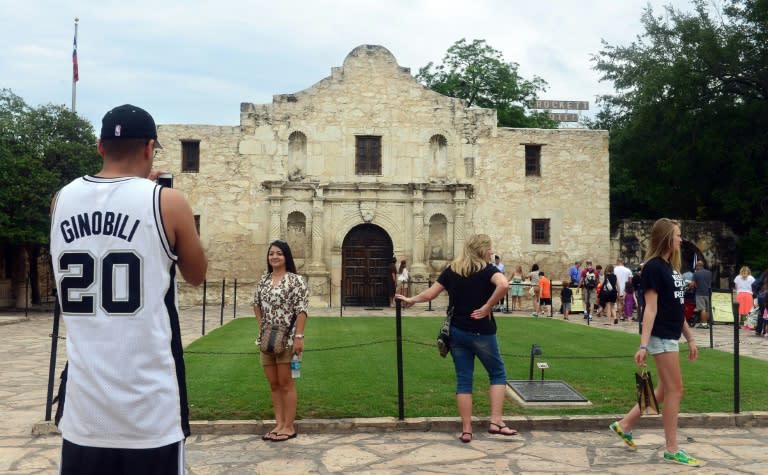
left=639, top=345, right=648, bottom=351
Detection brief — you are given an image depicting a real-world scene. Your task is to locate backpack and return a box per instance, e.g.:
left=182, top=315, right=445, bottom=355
left=584, top=270, right=597, bottom=289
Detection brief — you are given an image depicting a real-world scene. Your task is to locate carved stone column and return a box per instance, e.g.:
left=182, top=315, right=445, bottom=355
left=309, top=191, right=327, bottom=272
left=410, top=186, right=428, bottom=277
left=268, top=184, right=283, bottom=241
left=305, top=188, right=330, bottom=306
left=453, top=188, right=467, bottom=256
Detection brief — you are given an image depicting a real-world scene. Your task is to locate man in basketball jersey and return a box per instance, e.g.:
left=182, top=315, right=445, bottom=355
left=50, top=104, right=207, bottom=474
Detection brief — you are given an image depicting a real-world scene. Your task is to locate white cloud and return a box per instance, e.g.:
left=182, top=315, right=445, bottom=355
left=0, top=0, right=697, bottom=127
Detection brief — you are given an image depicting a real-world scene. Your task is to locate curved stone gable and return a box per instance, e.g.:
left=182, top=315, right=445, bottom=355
left=156, top=44, right=610, bottom=307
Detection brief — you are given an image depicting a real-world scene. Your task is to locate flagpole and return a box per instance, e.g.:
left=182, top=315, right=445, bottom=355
left=71, top=17, right=79, bottom=112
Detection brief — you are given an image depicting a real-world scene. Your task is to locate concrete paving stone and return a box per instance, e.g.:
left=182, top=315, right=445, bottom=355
left=3, top=308, right=768, bottom=473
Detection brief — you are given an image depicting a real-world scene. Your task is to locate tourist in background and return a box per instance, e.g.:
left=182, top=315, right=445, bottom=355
left=609, top=218, right=700, bottom=467
left=691, top=260, right=712, bottom=329
left=538, top=271, right=552, bottom=317
left=397, top=259, right=409, bottom=296
left=614, top=258, right=633, bottom=320
left=633, top=264, right=645, bottom=321
left=568, top=261, right=581, bottom=287
left=254, top=239, right=309, bottom=442
left=561, top=277, right=573, bottom=320
left=623, top=278, right=637, bottom=320
left=580, top=261, right=599, bottom=319
left=510, top=265, right=524, bottom=311
left=395, top=234, right=515, bottom=443
left=529, top=263, right=541, bottom=316
left=734, top=266, right=755, bottom=326
left=387, top=257, right=398, bottom=307
left=493, top=255, right=506, bottom=311
left=601, top=264, right=619, bottom=324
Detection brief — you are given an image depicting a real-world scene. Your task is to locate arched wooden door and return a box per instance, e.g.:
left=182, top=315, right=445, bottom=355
left=341, top=224, right=393, bottom=307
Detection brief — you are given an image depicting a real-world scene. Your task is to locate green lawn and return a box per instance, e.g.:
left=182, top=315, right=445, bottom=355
left=184, top=316, right=767, bottom=421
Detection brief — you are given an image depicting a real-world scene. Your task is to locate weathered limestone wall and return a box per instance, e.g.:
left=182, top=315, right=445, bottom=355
left=474, top=128, right=610, bottom=280
left=154, top=45, right=611, bottom=306
left=152, top=125, right=258, bottom=282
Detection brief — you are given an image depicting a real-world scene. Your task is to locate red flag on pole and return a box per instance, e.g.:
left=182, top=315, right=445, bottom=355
left=72, top=34, right=79, bottom=82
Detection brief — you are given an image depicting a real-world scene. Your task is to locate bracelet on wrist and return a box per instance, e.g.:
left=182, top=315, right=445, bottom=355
left=639, top=345, right=648, bottom=351
left=294, top=334, right=304, bottom=339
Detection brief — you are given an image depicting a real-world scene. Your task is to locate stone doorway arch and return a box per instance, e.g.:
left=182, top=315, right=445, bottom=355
left=341, top=224, right=393, bottom=307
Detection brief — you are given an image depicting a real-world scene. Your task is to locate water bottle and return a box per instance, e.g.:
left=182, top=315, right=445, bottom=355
left=291, top=353, right=301, bottom=379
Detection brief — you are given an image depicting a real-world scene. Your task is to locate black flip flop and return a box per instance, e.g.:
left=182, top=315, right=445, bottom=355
left=459, top=432, right=473, bottom=443
left=488, top=422, right=518, bottom=436
left=261, top=431, right=277, bottom=441
left=271, top=432, right=298, bottom=442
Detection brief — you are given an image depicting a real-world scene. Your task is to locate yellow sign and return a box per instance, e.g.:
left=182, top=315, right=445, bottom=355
left=571, top=287, right=585, bottom=313
left=710, top=290, right=735, bottom=323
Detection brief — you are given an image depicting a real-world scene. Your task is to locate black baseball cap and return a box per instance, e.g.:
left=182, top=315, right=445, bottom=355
left=100, top=104, right=162, bottom=148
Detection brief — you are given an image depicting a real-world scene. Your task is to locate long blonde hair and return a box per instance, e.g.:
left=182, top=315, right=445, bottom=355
left=644, top=218, right=681, bottom=271
left=450, top=234, right=491, bottom=277
left=740, top=266, right=751, bottom=279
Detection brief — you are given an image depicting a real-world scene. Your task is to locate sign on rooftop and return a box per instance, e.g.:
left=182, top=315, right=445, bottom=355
left=548, top=113, right=580, bottom=122
left=533, top=100, right=589, bottom=111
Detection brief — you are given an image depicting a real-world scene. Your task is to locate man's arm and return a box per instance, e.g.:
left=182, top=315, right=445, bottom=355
left=161, top=188, right=207, bottom=286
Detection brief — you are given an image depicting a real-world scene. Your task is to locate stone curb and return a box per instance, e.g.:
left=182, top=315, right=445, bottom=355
left=31, top=411, right=768, bottom=437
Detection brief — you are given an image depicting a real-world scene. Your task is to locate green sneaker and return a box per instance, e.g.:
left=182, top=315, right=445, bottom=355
left=608, top=421, right=636, bottom=449
left=663, top=449, right=700, bottom=466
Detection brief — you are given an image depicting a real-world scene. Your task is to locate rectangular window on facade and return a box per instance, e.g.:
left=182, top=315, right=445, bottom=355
left=194, top=215, right=200, bottom=236
left=181, top=140, right=200, bottom=173
left=355, top=135, right=382, bottom=175
left=532, top=219, right=550, bottom=244
left=525, top=144, right=541, bottom=176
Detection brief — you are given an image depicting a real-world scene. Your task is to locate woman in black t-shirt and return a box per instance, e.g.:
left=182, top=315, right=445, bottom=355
left=395, top=234, right=513, bottom=443
left=608, top=218, right=700, bottom=467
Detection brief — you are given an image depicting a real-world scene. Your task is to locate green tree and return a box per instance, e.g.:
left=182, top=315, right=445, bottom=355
left=591, top=0, right=768, bottom=263
left=0, top=89, right=101, bottom=303
left=417, top=38, right=558, bottom=128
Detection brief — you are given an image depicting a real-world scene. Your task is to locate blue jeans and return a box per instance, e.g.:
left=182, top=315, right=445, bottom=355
left=450, top=326, right=507, bottom=393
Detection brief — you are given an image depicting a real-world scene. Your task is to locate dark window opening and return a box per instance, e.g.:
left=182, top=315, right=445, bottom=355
left=355, top=136, right=381, bottom=175
left=532, top=219, right=550, bottom=244
left=181, top=140, right=200, bottom=173
left=525, top=144, right=541, bottom=176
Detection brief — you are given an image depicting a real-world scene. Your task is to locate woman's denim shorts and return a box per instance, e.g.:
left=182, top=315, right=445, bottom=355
left=450, top=326, right=507, bottom=393
left=647, top=335, right=679, bottom=355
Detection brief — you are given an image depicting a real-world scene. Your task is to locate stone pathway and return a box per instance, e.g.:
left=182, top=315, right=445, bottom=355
left=1, top=307, right=767, bottom=473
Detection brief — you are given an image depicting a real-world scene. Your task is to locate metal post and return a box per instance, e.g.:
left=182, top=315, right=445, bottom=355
left=202, top=280, right=207, bottom=335
left=220, top=279, right=225, bottom=326
left=707, top=289, right=713, bottom=348
left=395, top=300, right=405, bottom=420
left=528, top=344, right=541, bottom=380
left=233, top=278, right=237, bottom=319
left=732, top=302, right=740, bottom=413
left=25, top=273, right=30, bottom=318
left=426, top=280, right=433, bottom=311
left=45, top=301, right=62, bottom=421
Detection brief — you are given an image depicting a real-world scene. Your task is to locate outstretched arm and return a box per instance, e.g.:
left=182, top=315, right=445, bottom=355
left=160, top=188, right=207, bottom=286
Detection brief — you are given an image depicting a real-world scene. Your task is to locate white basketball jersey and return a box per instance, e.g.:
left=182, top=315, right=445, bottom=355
left=50, top=176, right=188, bottom=449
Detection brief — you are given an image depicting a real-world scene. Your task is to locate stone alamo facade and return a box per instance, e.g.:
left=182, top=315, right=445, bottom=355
left=154, top=45, right=610, bottom=307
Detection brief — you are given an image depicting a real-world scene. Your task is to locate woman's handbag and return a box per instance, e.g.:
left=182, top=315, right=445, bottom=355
left=635, top=368, right=660, bottom=415
left=437, top=306, right=453, bottom=358
left=259, top=323, right=291, bottom=355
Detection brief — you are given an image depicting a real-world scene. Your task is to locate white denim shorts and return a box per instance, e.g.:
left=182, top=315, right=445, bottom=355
left=647, top=336, right=679, bottom=355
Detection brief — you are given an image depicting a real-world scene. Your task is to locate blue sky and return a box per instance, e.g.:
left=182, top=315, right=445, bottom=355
left=1, top=0, right=694, bottom=131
